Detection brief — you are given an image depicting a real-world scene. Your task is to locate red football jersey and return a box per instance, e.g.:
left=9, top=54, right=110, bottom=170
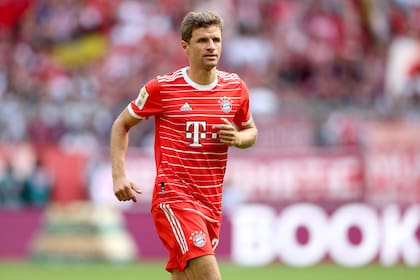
left=128, top=67, right=253, bottom=222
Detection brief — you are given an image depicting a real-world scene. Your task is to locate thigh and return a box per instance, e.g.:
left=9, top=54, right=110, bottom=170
left=171, top=255, right=221, bottom=280
left=185, top=254, right=221, bottom=280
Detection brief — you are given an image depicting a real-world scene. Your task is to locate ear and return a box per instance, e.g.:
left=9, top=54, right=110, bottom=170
left=181, top=40, right=188, bottom=51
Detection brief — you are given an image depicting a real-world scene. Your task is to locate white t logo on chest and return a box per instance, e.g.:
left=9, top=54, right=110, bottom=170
left=186, top=121, right=218, bottom=147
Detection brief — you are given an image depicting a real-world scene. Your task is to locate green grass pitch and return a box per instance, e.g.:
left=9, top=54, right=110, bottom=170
left=0, top=260, right=419, bottom=280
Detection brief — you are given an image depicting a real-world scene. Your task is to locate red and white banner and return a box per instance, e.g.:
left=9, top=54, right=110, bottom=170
left=225, top=152, right=363, bottom=203
left=364, top=121, right=420, bottom=207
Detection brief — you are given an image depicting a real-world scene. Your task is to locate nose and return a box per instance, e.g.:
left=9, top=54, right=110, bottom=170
left=207, top=39, right=216, bottom=50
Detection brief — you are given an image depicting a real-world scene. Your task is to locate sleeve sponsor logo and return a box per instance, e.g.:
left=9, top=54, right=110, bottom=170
left=135, top=86, right=149, bottom=110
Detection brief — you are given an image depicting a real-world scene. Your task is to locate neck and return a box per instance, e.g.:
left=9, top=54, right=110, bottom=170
left=187, top=66, right=216, bottom=85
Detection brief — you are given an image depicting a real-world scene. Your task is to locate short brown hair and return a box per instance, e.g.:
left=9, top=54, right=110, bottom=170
left=181, top=11, right=223, bottom=43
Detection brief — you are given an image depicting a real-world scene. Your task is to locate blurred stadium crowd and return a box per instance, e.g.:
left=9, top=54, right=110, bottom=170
left=1, top=0, right=420, bottom=207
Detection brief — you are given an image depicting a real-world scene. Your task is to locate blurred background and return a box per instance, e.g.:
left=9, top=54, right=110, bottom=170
left=0, top=0, right=419, bottom=272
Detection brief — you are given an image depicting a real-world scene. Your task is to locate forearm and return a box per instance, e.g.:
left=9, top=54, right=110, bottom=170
left=110, top=109, right=142, bottom=180
left=110, top=109, right=143, bottom=202
left=235, top=126, right=258, bottom=149
left=110, top=121, right=129, bottom=181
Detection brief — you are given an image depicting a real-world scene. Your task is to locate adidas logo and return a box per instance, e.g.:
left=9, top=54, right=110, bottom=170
left=180, top=102, right=192, bottom=111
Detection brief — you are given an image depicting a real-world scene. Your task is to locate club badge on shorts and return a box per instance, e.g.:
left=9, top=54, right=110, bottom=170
left=190, top=231, right=206, bottom=248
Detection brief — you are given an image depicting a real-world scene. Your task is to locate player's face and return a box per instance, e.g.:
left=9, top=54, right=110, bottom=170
left=182, top=25, right=222, bottom=70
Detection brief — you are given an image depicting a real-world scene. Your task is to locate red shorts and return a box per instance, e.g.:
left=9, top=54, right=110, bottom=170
left=151, top=202, right=221, bottom=272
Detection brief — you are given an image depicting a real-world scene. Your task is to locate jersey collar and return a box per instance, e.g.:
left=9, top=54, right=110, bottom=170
left=182, top=67, right=218, bottom=90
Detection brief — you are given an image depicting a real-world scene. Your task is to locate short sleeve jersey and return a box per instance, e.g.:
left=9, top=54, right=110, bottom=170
left=128, top=67, right=253, bottom=222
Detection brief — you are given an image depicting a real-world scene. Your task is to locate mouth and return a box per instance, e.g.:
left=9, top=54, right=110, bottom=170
left=204, top=54, right=218, bottom=60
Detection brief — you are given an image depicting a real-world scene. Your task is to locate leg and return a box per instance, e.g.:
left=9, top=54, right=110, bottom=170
left=171, top=270, right=188, bottom=280
left=171, top=269, right=188, bottom=280
left=171, top=254, right=221, bottom=280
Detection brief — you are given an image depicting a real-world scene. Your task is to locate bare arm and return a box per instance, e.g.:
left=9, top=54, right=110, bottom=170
left=110, top=108, right=143, bottom=202
left=213, top=118, right=258, bottom=149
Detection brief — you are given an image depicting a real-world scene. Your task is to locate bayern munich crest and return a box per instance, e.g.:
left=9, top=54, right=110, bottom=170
left=218, top=96, right=233, bottom=113
left=190, top=231, right=207, bottom=248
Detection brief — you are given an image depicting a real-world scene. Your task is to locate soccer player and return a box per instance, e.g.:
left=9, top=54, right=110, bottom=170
left=110, top=11, right=258, bottom=280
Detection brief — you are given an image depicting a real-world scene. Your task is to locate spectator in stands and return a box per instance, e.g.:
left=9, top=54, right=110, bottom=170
left=22, top=157, right=53, bottom=208
left=1, top=0, right=420, bottom=153
left=0, top=160, right=23, bottom=209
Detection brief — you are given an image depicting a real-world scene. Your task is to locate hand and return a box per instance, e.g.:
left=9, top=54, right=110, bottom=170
left=113, top=177, right=142, bottom=203
left=213, top=118, right=240, bottom=147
